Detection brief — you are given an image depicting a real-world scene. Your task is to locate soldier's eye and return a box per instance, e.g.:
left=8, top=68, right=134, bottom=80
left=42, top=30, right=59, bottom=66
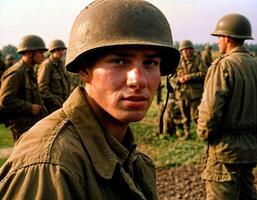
left=144, top=59, right=160, bottom=67
left=112, top=58, right=126, bottom=65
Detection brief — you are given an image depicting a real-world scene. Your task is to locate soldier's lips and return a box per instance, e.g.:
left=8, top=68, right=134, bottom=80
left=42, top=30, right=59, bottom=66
left=122, top=96, right=149, bottom=109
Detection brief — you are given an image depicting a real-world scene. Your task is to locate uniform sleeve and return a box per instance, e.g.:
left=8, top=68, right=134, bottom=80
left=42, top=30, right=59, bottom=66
left=0, top=163, right=86, bottom=200
left=188, top=59, right=208, bottom=82
left=0, top=70, right=32, bottom=113
left=197, top=60, right=232, bottom=141
left=38, top=63, right=62, bottom=107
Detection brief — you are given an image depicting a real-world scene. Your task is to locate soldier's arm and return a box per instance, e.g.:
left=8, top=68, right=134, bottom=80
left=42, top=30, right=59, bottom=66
left=197, top=60, right=232, bottom=141
left=0, top=70, right=32, bottom=113
left=186, top=59, right=207, bottom=82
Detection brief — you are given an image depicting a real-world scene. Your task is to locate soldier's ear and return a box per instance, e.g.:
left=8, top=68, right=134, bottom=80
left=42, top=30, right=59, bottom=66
left=79, top=68, right=91, bottom=83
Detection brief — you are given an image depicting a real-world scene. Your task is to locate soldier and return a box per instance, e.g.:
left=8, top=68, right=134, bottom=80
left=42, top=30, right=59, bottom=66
left=38, top=39, right=70, bottom=113
left=4, top=53, right=15, bottom=69
left=163, top=91, right=182, bottom=137
left=197, top=13, right=257, bottom=199
left=0, top=0, right=180, bottom=199
left=156, top=83, right=164, bottom=106
left=67, top=71, right=83, bottom=92
left=175, top=40, right=207, bottom=139
left=0, top=50, right=6, bottom=85
left=202, top=44, right=213, bottom=68
left=0, top=35, right=48, bottom=141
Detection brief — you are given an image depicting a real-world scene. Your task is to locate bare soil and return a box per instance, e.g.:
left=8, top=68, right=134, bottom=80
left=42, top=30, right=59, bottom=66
left=157, top=164, right=257, bottom=200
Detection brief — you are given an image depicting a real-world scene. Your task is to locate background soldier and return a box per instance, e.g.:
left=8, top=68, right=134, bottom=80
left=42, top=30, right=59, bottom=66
left=202, top=44, right=213, bottom=68
left=0, top=0, right=180, bottom=199
left=0, top=50, right=7, bottom=86
left=38, top=39, right=70, bottom=113
left=0, top=35, right=48, bottom=141
left=175, top=40, right=207, bottom=139
left=197, top=13, right=257, bottom=199
left=4, top=53, right=15, bottom=69
left=163, top=90, right=183, bottom=137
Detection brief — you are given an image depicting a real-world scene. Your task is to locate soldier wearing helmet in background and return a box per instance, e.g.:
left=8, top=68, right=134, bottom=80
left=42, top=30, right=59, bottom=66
left=202, top=44, right=213, bottom=68
left=0, top=0, right=180, bottom=199
left=174, top=40, right=207, bottom=139
left=197, top=13, right=257, bottom=199
left=4, top=53, right=15, bottom=69
left=0, top=35, right=48, bottom=141
left=37, top=39, right=70, bottom=113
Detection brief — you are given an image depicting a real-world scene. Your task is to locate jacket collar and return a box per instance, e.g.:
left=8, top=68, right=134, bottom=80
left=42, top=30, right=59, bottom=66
left=226, top=46, right=248, bottom=55
left=62, top=87, right=136, bottom=179
left=19, top=59, right=34, bottom=72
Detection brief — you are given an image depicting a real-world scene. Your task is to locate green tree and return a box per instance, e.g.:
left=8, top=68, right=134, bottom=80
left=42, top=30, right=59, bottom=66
left=1, top=44, right=20, bottom=62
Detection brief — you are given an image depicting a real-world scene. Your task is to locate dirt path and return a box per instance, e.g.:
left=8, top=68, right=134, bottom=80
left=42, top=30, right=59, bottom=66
left=157, top=164, right=257, bottom=200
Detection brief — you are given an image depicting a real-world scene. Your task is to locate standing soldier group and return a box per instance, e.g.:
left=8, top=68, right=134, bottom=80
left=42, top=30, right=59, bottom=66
left=0, top=1, right=256, bottom=199
left=0, top=35, right=73, bottom=141
left=37, top=39, right=70, bottom=114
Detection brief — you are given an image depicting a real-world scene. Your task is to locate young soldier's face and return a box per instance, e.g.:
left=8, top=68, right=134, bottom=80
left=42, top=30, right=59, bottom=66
left=218, top=36, right=227, bottom=54
left=33, top=50, right=45, bottom=64
left=181, top=48, right=193, bottom=59
left=80, top=46, right=161, bottom=123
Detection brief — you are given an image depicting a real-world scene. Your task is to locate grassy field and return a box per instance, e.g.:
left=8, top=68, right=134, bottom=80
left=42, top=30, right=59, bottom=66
left=0, top=124, right=13, bottom=148
left=131, top=100, right=206, bottom=168
left=0, top=97, right=206, bottom=168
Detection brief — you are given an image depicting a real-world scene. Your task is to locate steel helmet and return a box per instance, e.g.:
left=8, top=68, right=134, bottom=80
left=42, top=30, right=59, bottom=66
left=17, top=35, right=47, bottom=54
left=211, top=13, right=253, bottom=40
left=65, top=0, right=180, bottom=76
left=179, top=40, right=194, bottom=51
left=49, top=39, right=67, bottom=52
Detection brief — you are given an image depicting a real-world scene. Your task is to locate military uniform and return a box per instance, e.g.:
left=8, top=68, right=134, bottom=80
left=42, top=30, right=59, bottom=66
left=38, top=56, right=70, bottom=113
left=67, top=71, right=83, bottom=92
left=0, top=60, right=47, bottom=140
left=197, top=46, right=257, bottom=199
left=0, top=87, right=157, bottom=200
left=202, top=48, right=213, bottom=67
left=176, top=55, right=207, bottom=136
left=163, top=92, right=182, bottom=136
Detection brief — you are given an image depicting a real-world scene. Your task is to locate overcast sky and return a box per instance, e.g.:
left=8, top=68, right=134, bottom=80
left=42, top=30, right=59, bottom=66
left=0, top=0, right=256, bottom=49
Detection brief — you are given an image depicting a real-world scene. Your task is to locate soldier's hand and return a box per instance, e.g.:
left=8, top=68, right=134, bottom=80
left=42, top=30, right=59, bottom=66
left=183, top=75, right=191, bottom=82
left=31, top=104, right=42, bottom=115
left=178, top=77, right=186, bottom=84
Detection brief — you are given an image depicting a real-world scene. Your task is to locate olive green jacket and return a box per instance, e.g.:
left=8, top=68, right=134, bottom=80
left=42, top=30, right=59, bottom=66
left=197, top=46, right=257, bottom=163
left=175, top=55, right=207, bottom=100
left=0, top=60, right=47, bottom=127
left=38, top=56, right=70, bottom=113
left=0, top=87, right=157, bottom=200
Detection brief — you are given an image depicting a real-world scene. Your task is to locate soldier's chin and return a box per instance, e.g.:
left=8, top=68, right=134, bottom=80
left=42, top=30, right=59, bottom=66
left=119, top=112, right=146, bottom=123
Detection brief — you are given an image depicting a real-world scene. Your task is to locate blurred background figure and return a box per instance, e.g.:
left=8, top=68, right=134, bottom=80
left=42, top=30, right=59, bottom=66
left=4, top=54, right=15, bottom=69
left=37, top=39, right=70, bottom=114
left=202, top=44, right=213, bottom=68
left=0, top=50, right=7, bottom=84
left=175, top=40, right=207, bottom=139
left=0, top=35, right=48, bottom=141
